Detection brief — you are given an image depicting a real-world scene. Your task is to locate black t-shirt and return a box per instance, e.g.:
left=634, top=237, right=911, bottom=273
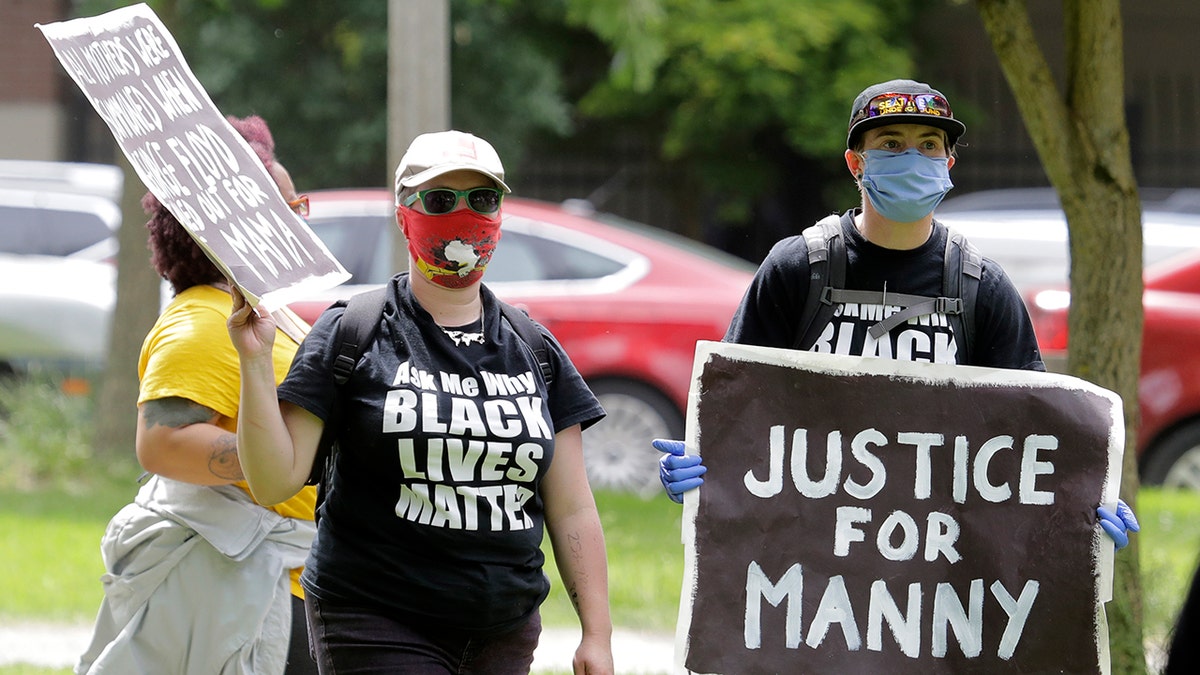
left=279, top=274, right=605, bottom=634
left=725, top=209, right=1045, bottom=371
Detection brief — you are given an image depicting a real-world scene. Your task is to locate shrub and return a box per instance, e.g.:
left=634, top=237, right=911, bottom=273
left=0, top=375, right=134, bottom=491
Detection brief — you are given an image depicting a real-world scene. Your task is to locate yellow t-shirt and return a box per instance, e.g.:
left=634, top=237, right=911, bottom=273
left=138, top=284, right=317, bottom=597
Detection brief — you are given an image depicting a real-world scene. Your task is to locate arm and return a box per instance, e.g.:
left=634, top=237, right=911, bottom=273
left=227, top=287, right=324, bottom=505
left=542, top=424, right=614, bottom=675
left=136, top=397, right=242, bottom=485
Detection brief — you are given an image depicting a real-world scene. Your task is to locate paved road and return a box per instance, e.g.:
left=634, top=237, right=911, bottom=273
left=0, top=622, right=676, bottom=673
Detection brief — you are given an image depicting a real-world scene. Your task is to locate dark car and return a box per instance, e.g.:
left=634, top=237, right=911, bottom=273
left=289, top=189, right=756, bottom=494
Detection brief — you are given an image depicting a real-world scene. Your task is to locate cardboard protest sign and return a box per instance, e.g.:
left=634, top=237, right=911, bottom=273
left=37, top=3, right=350, bottom=309
left=675, top=341, right=1123, bottom=675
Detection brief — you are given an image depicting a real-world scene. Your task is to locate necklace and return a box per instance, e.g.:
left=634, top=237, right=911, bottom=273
left=440, top=308, right=485, bottom=347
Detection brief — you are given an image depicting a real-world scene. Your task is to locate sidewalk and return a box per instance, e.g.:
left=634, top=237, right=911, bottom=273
left=0, top=622, right=676, bottom=673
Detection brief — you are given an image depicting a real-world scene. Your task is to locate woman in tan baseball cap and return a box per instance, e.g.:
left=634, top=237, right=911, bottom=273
left=230, top=130, right=614, bottom=674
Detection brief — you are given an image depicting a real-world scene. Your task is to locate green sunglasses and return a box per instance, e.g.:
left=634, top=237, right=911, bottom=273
left=403, top=187, right=503, bottom=215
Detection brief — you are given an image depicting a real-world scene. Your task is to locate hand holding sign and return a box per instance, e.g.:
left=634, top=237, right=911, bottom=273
left=655, top=438, right=705, bottom=504
left=1097, top=500, right=1140, bottom=549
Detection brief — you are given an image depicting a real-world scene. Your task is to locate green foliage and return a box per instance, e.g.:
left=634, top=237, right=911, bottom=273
left=71, top=0, right=930, bottom=226
left=566, top=0, right=920, bottom=221
left=444, top=1, right=578, bottom=172
left=75, top=0, right=581, bottom=190
left=0, top=375, right=135, bottom=492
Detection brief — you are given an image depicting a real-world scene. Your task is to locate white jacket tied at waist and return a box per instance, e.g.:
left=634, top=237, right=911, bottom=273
left=75, top=475, right=316, bottom=675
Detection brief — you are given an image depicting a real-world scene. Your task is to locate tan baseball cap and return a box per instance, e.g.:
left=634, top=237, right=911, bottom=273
left=394, top=130, right=511, bottom=205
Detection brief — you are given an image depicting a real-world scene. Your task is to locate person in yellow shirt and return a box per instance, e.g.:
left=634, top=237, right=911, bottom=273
left=76, top=115, right=317, bottom=675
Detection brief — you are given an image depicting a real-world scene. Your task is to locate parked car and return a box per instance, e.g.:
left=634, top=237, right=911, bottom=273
left=937, top=190, right=1200, bottom=489
left=0, top=187, right=121, bottom=261
left=937, top=203, right=1200, bottom=296
left=289, top=189, right=756, bottom=494
left=939, top=186, right=1200, bottom=216
left=0, top=159, right=123, bottom=202
left=0, top=169, right=124, bottom=375
left=1023, top=250, right=1200, bottom=489
left=0, top=252, right=115, bottom=375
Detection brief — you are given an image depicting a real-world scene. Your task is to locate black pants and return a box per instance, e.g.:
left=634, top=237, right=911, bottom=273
left=286, top=593, right=319, bottom=675
left=305, top=594, right=541, bottom=674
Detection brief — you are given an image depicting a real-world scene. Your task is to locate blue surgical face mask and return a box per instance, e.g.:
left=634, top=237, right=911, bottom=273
left=858, top=148, right=954, bottom=223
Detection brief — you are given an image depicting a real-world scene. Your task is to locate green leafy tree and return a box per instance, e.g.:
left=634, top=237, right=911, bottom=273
left=78, top=0, right=576, bottom=188
left=562, top=0, right=920, bottom=228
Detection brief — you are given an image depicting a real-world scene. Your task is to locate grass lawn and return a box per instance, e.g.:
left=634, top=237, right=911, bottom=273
left=1, top=378, right=1196, bottom=673
left=1135, top=487, right=1200, bottom=653
left=0, top=477, right=140, bottom=624
left=1, top=481, right=1195, bottom=641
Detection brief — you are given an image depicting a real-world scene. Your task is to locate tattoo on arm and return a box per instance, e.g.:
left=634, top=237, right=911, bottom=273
left=142, top=397, right=219, bottom=428
left=567, top=531, right=585, bottom=613
left=142, top=397, right=243, bottom=481
left=208, top=433, right=244, bottom=481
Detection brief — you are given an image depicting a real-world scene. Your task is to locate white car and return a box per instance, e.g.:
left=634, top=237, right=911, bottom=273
left=937, top=201, right=1200, bottom=295
left=0, top=253, right=115, bottom=374
left=0, top=162, right=124, bottom=374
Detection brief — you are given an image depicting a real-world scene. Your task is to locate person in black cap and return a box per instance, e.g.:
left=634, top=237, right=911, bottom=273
left=655, top=79, right=1139, bottom=543
left=722, top=77, right=1017, bottom=361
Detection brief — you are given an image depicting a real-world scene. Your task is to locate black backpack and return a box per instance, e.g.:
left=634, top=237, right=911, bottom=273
left=305, top=286, right=555, bottom=506
left=792, top=213, right=983, bottom=363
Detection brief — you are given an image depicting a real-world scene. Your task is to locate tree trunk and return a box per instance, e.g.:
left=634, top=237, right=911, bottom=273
left=91, top=151, right=161, bottom=458
left=975, top=0, right=1146, bottom=672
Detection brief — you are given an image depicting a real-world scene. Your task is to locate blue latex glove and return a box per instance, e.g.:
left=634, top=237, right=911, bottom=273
left=1097, top=499, right=1140, bottom=550
left=653, top=439, right=706, bottom=504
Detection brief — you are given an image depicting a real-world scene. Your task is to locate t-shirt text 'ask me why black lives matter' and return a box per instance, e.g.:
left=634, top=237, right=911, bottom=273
left=384, top=360, right=552, bottom=532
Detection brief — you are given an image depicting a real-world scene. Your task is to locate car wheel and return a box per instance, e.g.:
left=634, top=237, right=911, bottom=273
left=1142, top=422, right=1200, bottom=489
left=582, top=379, right=684, bottom=496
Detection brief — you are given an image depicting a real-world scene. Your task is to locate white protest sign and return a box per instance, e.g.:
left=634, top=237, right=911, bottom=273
left=37, top=3, right=350, bottom=308
left=676, top=341, right=1123, bottom=674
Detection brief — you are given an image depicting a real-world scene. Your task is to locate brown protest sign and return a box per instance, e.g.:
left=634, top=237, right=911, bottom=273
left=675, top=341, right=1122, bottom=675
left=36, top=3, right=349, bottom=308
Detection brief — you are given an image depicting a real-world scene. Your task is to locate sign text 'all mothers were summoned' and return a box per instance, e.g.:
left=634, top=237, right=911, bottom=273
left=37, top=3, right=349, bottom=308
left=675, top=341, right=1123, bottom=675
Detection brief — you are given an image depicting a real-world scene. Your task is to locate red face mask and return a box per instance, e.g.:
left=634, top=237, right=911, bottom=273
left=398, top=205, right=502, bottom=289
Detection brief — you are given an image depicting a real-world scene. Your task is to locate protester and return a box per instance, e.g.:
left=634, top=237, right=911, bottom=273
left=655, top=79, right=1139, bottom=546
left=76, top=115, right=318, bottom=674
left=228, top=130, right=614, bottom=674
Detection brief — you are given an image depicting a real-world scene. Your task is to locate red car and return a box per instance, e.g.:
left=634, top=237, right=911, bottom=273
left=1025, top=249, right=1200, bottom=488
left=288, top=189, right=756, bottom=494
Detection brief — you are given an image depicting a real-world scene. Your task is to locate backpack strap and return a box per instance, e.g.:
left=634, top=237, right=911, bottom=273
left=793, top=218, right=982, bottom=362
left=942, top=228, right=982, bottom=364
left=499, top=300, right=554, bottom=385
left=860, top=293, right=963, bottom=340
left=307, top=287, right=387, bottom=487
left=793, top=214, right=845, bottom=350
left=331, top=287, right=388, bottom=385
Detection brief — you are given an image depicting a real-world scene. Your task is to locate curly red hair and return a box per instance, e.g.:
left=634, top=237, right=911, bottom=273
left=145, top=115, right=278, bottom=294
